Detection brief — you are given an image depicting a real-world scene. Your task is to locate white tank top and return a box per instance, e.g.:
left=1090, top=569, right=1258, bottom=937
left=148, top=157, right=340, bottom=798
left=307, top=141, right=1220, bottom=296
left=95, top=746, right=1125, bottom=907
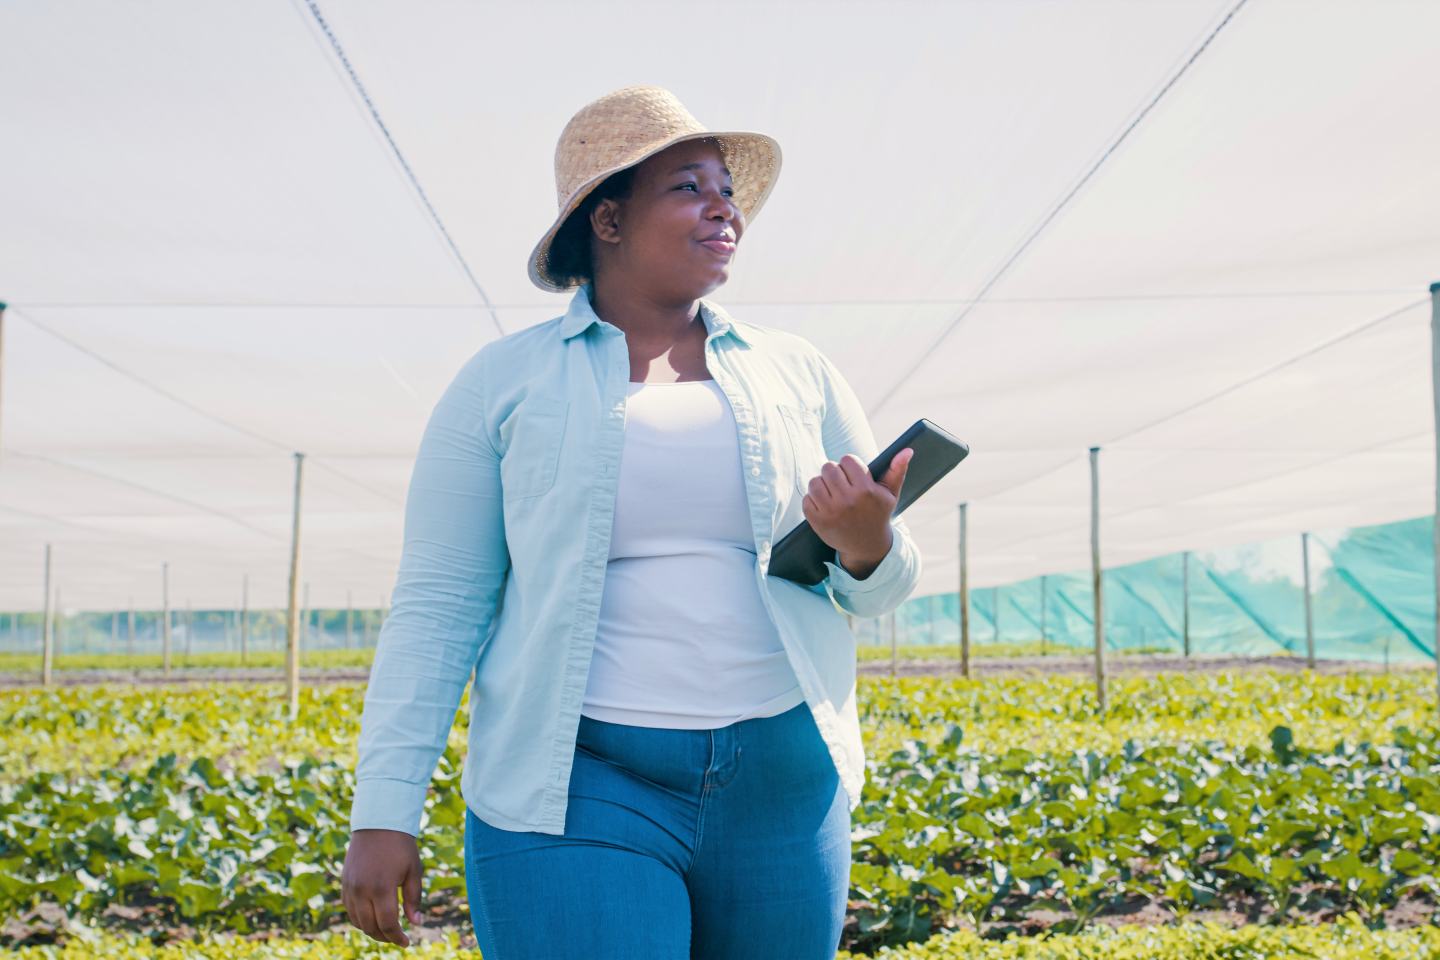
left=580, top=378, right=806, bottom=729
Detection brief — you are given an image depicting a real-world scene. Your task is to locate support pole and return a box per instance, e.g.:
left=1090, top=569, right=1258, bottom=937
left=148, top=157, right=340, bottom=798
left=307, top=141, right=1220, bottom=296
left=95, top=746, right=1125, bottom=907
left=1039, top=575, right=1048, bottom=656
left=241, top=574, right=250, bottom=666
left=1433, top=279, right=1440, bottom=710
left=1090, top=447, right=1107, bottom=712
left=0, top=301, right=7, bottom=462
left=41, top=544, right=53, bottom=687
left=161, top=562, right=171, bottom=677
left=959, top=502, right=970, bottom=678
left=1302, top=532, right=1315, bottom=668
left=54, top=587, right=62, bottom=660
left=881, top=607, right=892, bottom=676
left=1182, top=551, right=1191, bottom=657
left=286, top=452, right=305, bottom=721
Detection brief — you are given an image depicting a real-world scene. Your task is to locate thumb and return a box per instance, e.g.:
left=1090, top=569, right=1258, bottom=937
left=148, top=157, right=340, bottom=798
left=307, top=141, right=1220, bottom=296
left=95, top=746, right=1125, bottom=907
left=880, top=447, right=913, bottom=499
left=402, top=862, right=424, bottom=927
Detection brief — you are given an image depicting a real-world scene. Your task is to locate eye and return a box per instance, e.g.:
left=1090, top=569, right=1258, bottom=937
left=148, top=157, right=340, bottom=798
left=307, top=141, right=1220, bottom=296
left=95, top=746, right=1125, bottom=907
left=679, top=182, right=735, bottom=197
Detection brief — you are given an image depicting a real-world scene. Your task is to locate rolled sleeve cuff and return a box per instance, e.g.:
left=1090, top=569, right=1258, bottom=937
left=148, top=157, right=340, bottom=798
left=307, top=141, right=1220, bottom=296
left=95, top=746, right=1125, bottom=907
left=349, top=777, right=429, bottom=837
left=825, top=531, right=903, bottom=596
left=823, top=522, right=919, bottom=620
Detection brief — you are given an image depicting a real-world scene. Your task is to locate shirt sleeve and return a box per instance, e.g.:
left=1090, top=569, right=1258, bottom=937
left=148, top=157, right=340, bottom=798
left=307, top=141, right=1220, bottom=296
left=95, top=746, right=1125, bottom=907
left=349, top=348, right=510, bottom=837
left=812, top=348, right=923, bottom=619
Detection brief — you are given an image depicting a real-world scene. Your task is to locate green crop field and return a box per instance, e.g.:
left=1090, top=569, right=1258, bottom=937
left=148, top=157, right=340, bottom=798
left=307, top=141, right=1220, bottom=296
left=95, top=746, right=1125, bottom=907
left=2, top=669, right=1437, bottom=957
left=0, top=640, right=1100, bottom=675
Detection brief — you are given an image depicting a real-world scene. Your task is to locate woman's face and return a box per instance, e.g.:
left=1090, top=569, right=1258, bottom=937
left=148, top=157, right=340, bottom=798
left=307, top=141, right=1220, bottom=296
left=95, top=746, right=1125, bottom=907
left=589, top=138, right=746, bottom=300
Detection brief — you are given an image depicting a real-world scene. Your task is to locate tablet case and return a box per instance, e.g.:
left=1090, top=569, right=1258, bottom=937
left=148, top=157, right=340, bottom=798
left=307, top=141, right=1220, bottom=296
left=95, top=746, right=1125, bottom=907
left=767, top=418, right=970, bottom=586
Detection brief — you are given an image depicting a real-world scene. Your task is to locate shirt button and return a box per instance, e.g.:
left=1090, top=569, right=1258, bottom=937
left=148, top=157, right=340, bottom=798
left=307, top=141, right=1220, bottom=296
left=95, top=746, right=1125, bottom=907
left=750, top=466, right=761, bottom=476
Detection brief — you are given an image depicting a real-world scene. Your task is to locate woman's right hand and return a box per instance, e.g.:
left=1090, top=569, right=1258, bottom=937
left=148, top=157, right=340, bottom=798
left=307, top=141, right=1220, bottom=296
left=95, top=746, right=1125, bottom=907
left=341, top=828, right=425, bottom=947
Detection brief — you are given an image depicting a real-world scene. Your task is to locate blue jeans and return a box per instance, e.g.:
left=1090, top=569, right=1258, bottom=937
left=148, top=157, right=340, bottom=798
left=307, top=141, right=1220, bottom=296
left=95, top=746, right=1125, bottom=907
left=463, top=700, right=852, bottom=959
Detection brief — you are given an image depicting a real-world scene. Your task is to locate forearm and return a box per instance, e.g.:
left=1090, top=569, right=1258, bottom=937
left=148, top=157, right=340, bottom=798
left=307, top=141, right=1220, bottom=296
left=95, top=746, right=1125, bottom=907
left=836, top=527, right=893, bottom=581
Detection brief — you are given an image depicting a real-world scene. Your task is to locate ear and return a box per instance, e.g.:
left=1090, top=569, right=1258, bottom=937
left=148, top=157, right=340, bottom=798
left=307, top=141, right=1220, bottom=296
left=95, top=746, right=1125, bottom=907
left=590, top=198, right=622, bottom=245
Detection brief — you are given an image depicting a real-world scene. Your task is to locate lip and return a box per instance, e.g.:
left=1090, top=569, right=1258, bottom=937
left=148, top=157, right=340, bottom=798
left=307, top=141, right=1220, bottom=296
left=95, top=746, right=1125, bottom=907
left=699, top=239, right=736, bottom=257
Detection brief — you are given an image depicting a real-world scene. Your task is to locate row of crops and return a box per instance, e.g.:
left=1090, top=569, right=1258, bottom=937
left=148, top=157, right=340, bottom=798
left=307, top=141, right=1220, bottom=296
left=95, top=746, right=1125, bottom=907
left=2, top=670, right=1437, bottom=956
left=0, top=640, right=1087, bottom=675
left=6, top=919, right=1440, bottom=958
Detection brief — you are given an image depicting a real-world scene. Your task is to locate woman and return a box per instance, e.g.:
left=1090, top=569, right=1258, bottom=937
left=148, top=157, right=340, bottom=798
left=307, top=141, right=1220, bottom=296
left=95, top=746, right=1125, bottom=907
left=341, top=84, right=921, bottom=958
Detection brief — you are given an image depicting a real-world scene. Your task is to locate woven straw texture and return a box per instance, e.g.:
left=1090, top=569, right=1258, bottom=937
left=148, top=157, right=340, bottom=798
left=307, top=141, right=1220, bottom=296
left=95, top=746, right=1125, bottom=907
left=528, top=84, right=781, bottom=292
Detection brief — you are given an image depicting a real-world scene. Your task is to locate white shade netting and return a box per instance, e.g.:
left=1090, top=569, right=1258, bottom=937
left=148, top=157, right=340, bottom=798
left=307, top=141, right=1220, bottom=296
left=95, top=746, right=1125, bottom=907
left=2, top=0, right=1438, bottom=614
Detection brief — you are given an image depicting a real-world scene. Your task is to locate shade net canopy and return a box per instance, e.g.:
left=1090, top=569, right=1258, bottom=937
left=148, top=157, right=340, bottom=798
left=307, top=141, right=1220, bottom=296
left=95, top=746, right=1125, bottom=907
left=879, top=514, right=1436, bottom=663
left=2, top=0, right=1438, bottom=625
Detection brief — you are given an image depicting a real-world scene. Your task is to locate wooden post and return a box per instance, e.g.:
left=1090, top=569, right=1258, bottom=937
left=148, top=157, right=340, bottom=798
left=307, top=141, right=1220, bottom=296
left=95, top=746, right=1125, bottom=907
left=161, top=563, right=171, bottom=677
left=1182, top=551, right=1191, bottom=657
left=0, top=301, right=7, bottom=461
left=41, top=544, right=53, bottom=687
left=1039, top=575, right=1048, bottom=655
left=286, top=452, right=305, bottom=721
left=1302, top=532, right=1316, bottom=668
left=889, top=608, right=897, bottom=677
left=1090, top=447, right=1107, bottom=712
left=240, top=574, right=250, bottom=666
left=54, top=587, right=62, bottom=661
left=1432, top=280, right=1440, bottom=710
left=959, top=502, right=970, bottom=678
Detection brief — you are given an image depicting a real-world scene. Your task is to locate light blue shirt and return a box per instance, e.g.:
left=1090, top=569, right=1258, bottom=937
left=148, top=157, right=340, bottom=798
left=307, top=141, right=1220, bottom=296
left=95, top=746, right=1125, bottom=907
left=350, top=281, right=923, bottom=837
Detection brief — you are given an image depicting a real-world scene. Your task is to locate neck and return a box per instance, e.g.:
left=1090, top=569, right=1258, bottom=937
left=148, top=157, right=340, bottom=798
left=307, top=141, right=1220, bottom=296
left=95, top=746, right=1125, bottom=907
left=588, top=275, right=703, bottom=347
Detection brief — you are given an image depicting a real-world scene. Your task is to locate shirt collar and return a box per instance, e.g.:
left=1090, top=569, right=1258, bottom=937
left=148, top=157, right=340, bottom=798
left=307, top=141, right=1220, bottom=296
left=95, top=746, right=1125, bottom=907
left=558, top=280, right=750, bottom=346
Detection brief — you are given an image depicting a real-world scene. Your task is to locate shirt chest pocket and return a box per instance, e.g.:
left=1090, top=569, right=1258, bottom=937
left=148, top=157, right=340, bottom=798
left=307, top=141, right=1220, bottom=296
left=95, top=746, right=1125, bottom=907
left=777, top=403, right=828, bottom=494
left=501, top=395, right=569, bottom=500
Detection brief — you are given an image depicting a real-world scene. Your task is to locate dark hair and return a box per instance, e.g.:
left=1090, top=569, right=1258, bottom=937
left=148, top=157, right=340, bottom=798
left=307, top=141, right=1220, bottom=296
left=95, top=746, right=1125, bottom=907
left=546, top=165, right=638, bottom=287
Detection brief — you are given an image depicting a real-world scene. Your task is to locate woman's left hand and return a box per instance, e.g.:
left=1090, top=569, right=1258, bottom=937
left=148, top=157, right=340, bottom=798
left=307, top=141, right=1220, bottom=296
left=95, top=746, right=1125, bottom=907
left=801, top=447, right=913, bottom=577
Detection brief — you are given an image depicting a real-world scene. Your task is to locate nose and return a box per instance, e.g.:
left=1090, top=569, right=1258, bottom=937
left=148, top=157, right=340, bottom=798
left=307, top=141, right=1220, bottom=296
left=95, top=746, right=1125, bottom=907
left=705, top=188, right=740, bottom=233
left=705, top=185, right=737, bottom=217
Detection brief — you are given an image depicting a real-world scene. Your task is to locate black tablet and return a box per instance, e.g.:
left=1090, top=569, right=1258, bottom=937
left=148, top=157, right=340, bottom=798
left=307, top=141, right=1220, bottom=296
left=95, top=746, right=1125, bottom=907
left=767, top=418, right=970, bottom=586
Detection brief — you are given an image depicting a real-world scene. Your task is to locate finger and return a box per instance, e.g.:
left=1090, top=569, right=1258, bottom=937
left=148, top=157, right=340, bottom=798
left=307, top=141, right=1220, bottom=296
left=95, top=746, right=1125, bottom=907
left=882, top=448, right=913, bottom=496
left=402, top=864, right=424, bottom=927
left=352, top=894, right=379, bottom=943
left=836, top=454, right=869, bottom=486
left=372, top=894, right=409, bottom=947
left=342, top=887, right=359, bottom=932
left=808, top=471, right=834, bottom=503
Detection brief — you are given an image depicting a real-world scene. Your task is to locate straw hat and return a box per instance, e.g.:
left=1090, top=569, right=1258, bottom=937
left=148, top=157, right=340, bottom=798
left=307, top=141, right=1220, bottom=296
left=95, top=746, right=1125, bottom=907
left=527, top=84, right=783, bottom=293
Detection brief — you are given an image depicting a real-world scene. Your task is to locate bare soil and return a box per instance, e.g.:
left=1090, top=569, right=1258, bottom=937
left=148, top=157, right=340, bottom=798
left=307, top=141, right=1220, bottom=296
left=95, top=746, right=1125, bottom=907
left=6, top=886, right=1436, bottom=953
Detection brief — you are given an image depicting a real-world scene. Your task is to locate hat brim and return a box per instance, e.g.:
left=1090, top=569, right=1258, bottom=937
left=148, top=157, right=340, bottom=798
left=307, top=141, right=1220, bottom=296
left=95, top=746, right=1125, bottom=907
left=527, top=129, right=782, bottom=294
